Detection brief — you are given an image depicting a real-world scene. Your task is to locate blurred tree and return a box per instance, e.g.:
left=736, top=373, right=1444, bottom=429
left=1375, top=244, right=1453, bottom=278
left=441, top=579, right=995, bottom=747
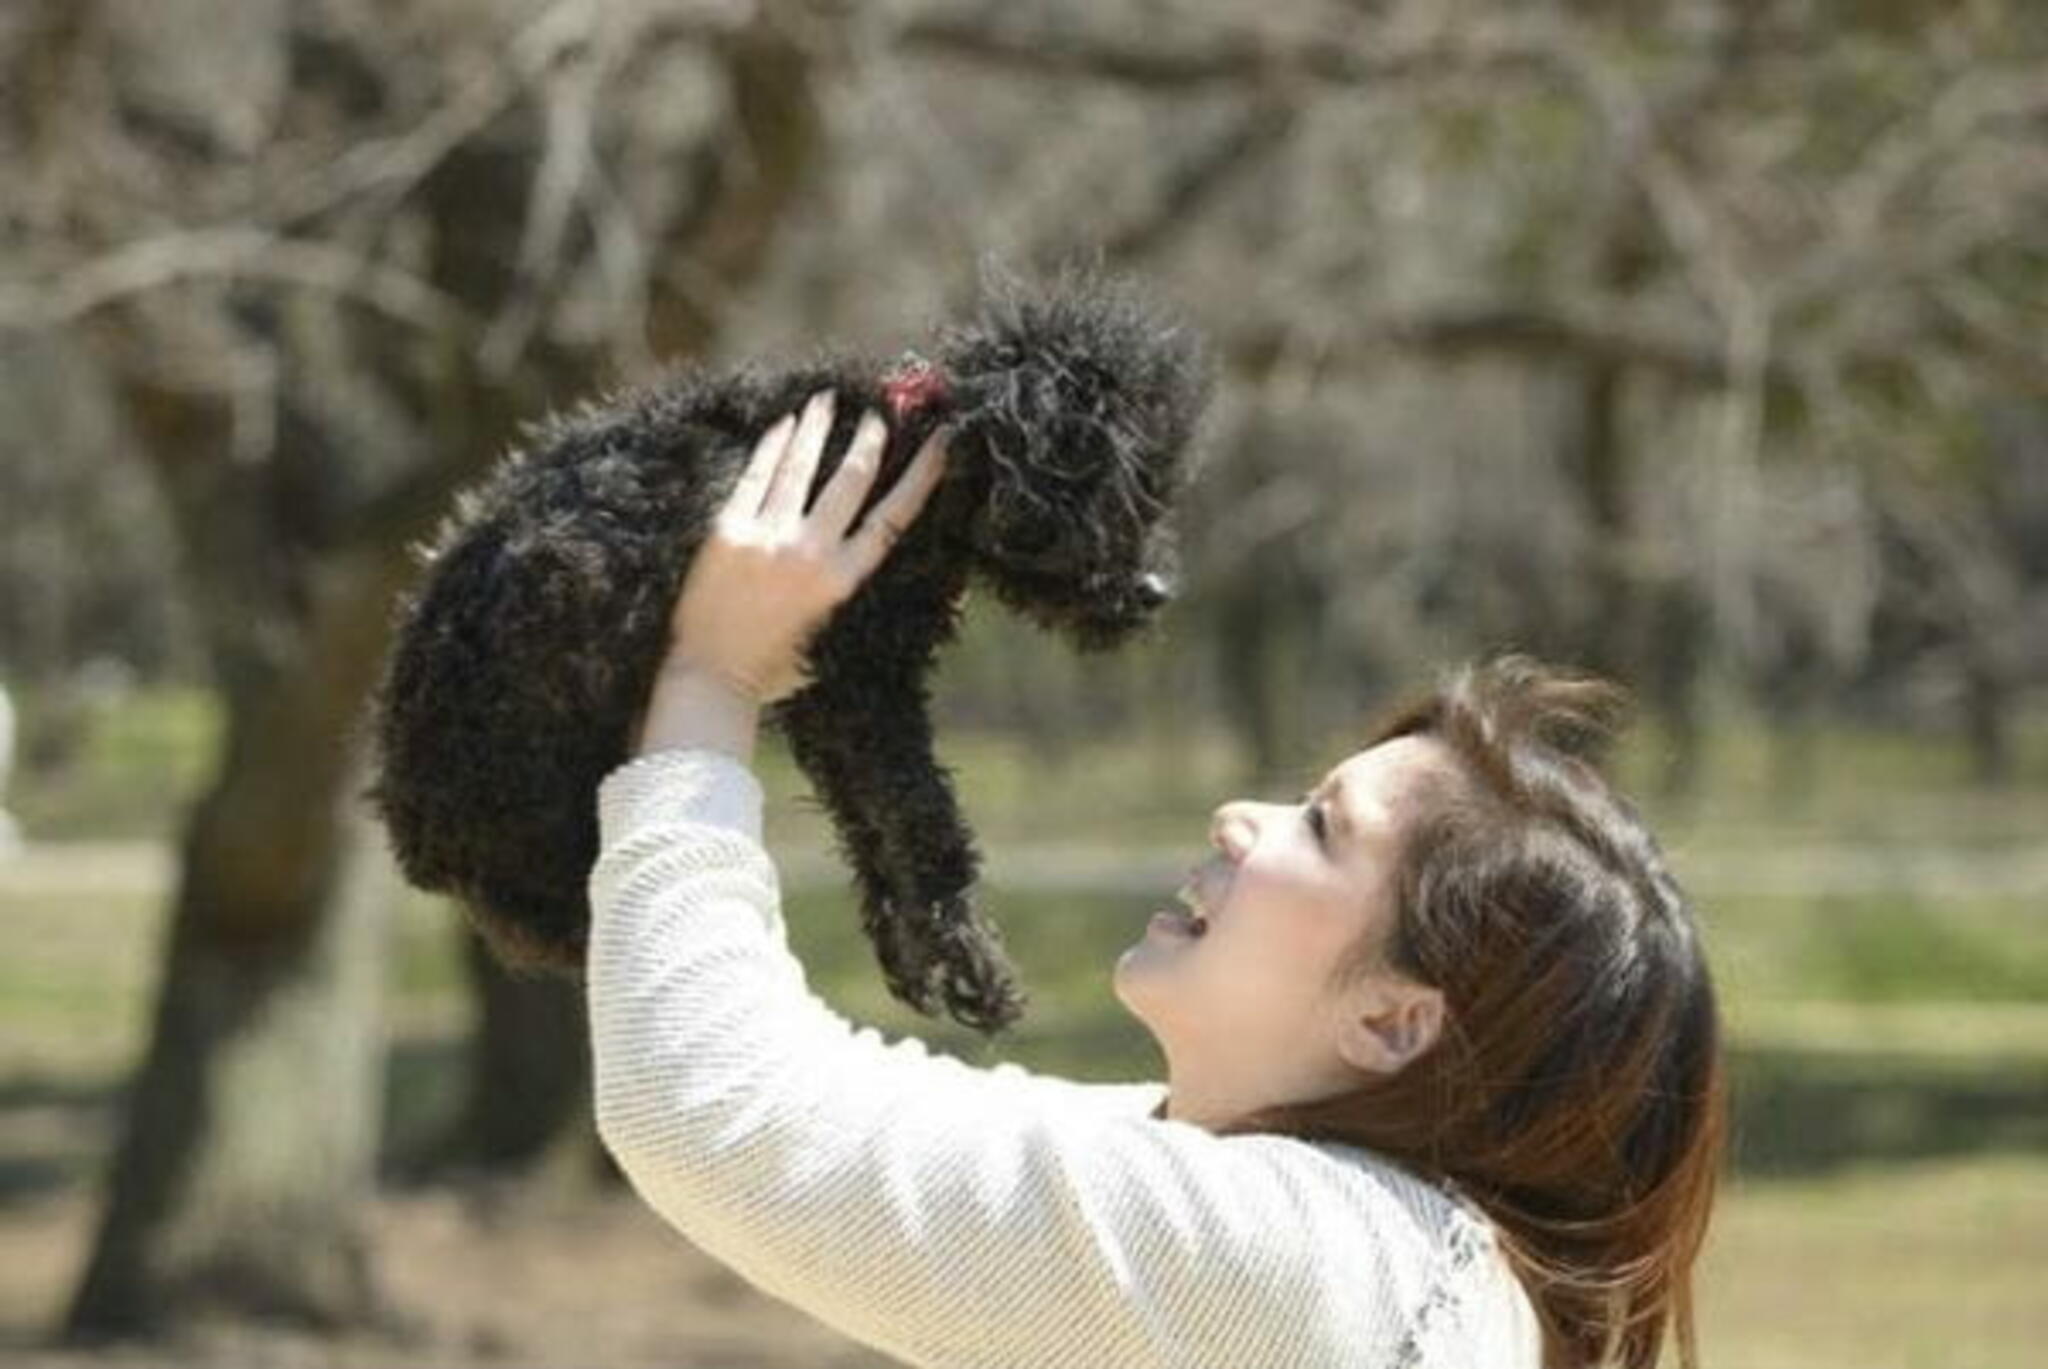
left=0, top=0, right=823, bottom=1337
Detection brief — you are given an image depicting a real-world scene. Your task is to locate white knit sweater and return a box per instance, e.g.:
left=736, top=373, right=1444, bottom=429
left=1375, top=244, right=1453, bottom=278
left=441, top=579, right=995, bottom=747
left=587, top=748, right=1542, bottom=1369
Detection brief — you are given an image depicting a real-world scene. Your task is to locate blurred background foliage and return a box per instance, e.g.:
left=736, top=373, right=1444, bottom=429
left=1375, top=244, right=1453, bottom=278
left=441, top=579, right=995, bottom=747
left=1, top=0, right=2044, bottom=1366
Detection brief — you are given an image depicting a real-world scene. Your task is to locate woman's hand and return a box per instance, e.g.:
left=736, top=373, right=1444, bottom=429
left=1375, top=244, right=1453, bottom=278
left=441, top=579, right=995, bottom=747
left=632, top=388, right=949, bottom=760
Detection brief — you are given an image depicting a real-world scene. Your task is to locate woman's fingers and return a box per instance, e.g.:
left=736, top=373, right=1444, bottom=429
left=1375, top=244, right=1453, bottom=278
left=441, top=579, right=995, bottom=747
left=759, top=388, right=835, bottom=525
left=808, top=408, right=889, bottom=536
left=840, top=426, right=949, bottom=582
left=718, top=389, right=943, bottom=592
left=723, top=410, right=797, bottom=523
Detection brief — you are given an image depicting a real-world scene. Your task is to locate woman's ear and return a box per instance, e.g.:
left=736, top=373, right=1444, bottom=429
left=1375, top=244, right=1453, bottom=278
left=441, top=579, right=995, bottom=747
left=1335, top=980, right=1445, bottom=1076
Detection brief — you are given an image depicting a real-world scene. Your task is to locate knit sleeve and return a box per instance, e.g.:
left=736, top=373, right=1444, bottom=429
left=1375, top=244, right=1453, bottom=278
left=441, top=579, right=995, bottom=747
left=586, top=748, right=1444, bottom=1369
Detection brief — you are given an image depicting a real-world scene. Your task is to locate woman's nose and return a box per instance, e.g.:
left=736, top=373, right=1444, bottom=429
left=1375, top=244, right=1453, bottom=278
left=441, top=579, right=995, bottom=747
left=1210, top=803, right=1259, bottom=861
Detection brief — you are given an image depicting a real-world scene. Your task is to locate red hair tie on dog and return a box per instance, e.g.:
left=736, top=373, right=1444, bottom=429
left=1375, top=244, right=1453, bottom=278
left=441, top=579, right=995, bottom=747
left=881, top=354, right=950, bottom=421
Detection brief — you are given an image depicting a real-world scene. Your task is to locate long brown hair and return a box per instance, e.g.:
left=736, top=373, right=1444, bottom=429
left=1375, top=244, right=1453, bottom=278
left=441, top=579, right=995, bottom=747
left=1221, top=654, right=1726, bottom=1369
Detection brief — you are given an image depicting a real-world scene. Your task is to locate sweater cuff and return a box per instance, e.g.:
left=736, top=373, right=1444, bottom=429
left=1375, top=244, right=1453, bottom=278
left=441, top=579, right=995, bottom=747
left=597, top=747, right=765, bottom=846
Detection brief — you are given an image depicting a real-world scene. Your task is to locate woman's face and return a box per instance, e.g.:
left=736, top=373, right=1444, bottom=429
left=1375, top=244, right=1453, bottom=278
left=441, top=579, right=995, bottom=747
left=1114, top=734, right=1458, bottom=1118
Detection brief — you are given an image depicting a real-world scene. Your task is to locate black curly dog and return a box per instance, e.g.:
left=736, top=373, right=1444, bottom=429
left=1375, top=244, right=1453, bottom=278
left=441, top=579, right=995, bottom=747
left=362, top=267, right=1212, bottom=1034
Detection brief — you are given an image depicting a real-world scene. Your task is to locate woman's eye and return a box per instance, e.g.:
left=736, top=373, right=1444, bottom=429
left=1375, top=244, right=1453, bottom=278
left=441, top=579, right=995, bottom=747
left=1300, top=795, right=1326, bottom=844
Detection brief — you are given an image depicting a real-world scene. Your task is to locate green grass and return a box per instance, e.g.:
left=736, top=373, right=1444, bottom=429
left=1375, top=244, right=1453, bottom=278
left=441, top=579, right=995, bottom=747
left=1612, top=709, right=2048, bottom=848
left=7, top=685, right=220, bottom=841
left=1797, top=892, right=2048, bottom=1000
left=26, top=681, right=2042, bottom=843
left=1692, top=1151, right=2048, bottom=1369
left=1699, top=890, right=2048, bottom=1007
left=0, top=891, right=158, bottom=1076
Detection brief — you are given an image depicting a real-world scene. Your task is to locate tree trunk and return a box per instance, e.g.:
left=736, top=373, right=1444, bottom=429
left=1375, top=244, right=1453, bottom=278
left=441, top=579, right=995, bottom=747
left=1642, top=570, right=1712, bottom=805
left=66, top=509, right=414, bottom=1337
left=1569, top=360, right=1636, bottom=681
left=447, top=934, right=592, bottom=1175
left=1214, top=574, right=1313, bottom=781
left=65, top=753, right=397, bottom=1336
left=62, top=3, right=827, bottom=1334
left=1961, top=647, right=2015, bottom=788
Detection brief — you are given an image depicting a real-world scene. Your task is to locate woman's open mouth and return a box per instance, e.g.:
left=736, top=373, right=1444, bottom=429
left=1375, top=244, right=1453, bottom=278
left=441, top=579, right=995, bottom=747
left=1148, top=884, right=1210, bottom=938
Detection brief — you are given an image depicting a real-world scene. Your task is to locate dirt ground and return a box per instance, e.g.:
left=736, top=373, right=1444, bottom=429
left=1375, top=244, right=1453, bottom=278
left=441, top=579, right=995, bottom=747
left=0, top=1177, right=898, bottom=1369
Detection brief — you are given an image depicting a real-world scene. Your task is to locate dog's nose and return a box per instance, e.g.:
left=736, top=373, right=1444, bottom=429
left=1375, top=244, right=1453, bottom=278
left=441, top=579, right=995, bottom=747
left=1135, top=571, right=1175, bottom=608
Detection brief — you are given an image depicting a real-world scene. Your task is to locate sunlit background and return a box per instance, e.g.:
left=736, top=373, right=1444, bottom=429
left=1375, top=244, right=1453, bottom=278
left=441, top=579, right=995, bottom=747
left=2, top=2, right=2044, bottom=1366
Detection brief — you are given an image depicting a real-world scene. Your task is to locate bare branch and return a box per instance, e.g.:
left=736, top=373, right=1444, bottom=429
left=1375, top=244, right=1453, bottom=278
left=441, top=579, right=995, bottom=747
left=270, top=0, right=612, bottom=229
left=1229, top=302, right=1797, bottom=390
left=1835, top=64, right=2048, bottom=238
left=894, top=14, right=1570, bottom=92
left=1099, top=98, right=1298, bottom=261
left=0, top=227, right=469, bottom=335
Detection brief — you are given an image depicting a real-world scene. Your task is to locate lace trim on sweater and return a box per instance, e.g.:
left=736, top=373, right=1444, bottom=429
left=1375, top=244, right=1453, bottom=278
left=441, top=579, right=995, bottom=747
left=1392, top=1187, right=1495, bottom=1369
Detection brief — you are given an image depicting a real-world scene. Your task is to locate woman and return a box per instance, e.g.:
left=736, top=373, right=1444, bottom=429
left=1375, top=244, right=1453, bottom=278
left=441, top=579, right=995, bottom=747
left=590, top=389, right=1726, bottom=1368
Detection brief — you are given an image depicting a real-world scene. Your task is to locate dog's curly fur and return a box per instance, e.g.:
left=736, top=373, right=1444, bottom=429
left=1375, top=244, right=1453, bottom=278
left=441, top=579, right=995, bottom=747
left=361, top=265, right=1212, bottom=1033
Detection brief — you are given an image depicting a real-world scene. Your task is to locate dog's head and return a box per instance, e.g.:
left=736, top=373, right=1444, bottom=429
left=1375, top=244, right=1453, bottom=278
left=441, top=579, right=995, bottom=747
left=930, top=267, right=1213, bottom=650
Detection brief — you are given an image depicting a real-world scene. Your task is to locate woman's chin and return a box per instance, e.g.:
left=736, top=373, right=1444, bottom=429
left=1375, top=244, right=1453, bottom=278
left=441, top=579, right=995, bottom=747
left=1112, top=931, right=1172, bottom=986
left=1112, top=931, right=1193, bottom=1022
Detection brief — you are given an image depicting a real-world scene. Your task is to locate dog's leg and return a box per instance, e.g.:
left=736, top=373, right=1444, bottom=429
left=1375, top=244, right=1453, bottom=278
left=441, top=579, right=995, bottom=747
left=778, top=661, right=1027, bottom=1035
